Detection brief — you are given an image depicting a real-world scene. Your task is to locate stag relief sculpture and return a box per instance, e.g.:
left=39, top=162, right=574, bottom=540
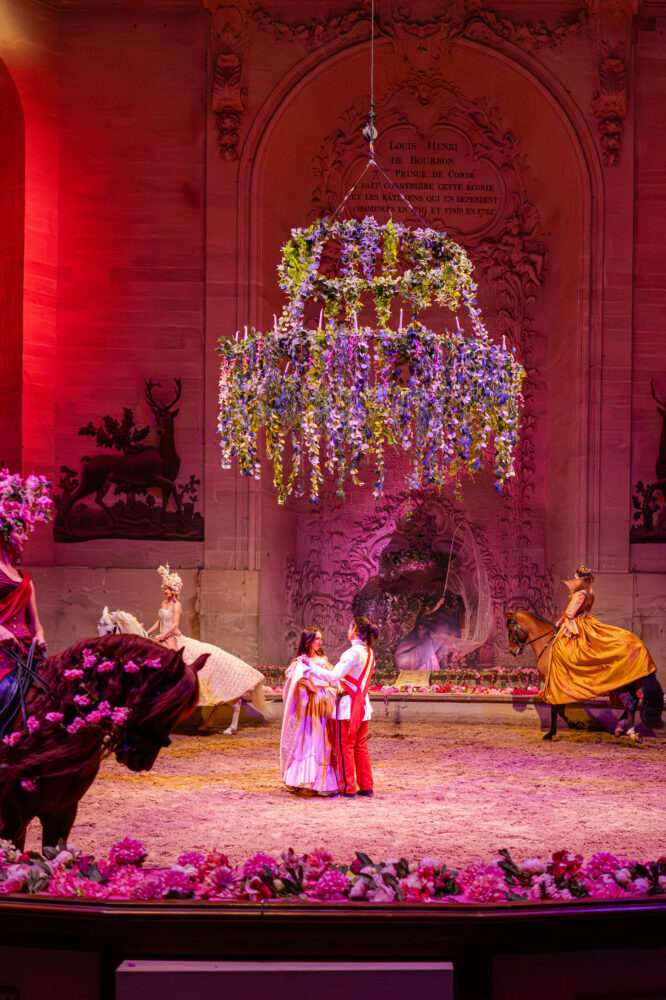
left=59, top=379, right=183, bottom=525
left=640, top=380, right=666, bottom=527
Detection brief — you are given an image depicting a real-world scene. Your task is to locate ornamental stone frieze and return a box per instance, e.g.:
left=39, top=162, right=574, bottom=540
left=204, top=0, right=250, bottom=160
left=588, top=0, right=635, bottom=168
left=205, top=1, right=634, bottom=167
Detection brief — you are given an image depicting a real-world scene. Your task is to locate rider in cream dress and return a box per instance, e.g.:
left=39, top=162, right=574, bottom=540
left=147, top=565, right=268, bottom=728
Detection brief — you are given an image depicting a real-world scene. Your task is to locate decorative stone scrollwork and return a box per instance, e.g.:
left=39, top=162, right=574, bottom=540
left=204, top=0, right=250, bottom=160
left=588, top=0, right=633, bottom=168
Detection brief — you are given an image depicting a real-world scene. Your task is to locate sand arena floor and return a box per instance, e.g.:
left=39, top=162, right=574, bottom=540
left=25, top=716, right=666, bottom=866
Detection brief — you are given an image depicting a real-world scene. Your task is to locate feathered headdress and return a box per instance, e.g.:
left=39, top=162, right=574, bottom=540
left=0, top=468, right=52, bottom=545
left=157, top=563, right=183, bottom=595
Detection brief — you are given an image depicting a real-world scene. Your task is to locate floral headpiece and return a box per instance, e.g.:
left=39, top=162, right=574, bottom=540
left=157, top=564, right=183, bottom=596
left=0, top=468, right=52, bottom=545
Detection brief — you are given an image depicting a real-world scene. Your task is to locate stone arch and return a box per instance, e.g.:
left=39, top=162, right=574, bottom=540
left=233, top=32, right=605, bottom=662
left=0, top=58, right=25, bottom=470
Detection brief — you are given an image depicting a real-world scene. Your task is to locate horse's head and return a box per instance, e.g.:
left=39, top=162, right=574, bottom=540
left=97, top=607, right=117, bottom=637
left=114, top=650, right=207, bottom=772
left=504, top=610, right=529, bottom=657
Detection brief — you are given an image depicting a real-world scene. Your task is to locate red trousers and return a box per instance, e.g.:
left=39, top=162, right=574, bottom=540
left=329, top=718, right=373, bottom=795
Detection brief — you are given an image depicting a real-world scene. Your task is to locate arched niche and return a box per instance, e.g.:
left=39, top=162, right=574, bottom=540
left=234, top=33, right=603, bottom=662
left=0, top=58, right=25, bottom=471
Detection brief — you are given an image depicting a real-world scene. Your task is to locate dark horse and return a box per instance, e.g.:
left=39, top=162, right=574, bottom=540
left=0, top=634, right=206, bottom=849
left=505, top=610, right=663, bottom=742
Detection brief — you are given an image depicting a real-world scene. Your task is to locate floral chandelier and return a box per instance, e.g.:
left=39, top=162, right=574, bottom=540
left=217, top=215, right=525, bottom=504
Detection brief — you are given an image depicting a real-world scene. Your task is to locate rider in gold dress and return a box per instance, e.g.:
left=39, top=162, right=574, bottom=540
left=544, top=566, right=658, bottom=737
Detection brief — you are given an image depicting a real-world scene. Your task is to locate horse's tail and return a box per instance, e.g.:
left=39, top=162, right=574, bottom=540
left=249, top=680, right=273, bottom=721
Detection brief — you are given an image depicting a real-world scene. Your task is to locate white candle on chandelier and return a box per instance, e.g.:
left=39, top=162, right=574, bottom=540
left=244, top=326, right=248, bottom=339
left=502, top=335, right=506, bottom=350
left=234, top=330, right=239, bottom=342
left=399, top=309, right=403, bottom=330
left=455, top=316, right=462, bottom=332
left=318, top=309, right=323, bottom=330
left=273, top=315, right=278, bottom=335
left=354, top=312, right=359, bottom=333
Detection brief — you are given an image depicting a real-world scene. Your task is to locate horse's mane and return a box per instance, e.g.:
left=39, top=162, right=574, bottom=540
left=518, top=609, right=555, bottom=628
left=113, top=610, right=147, bottom=636
left=0, top=635, right=199, bottom=784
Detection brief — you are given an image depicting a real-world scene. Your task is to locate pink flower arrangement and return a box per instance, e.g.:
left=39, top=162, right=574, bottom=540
left=96, top=660, right=115, bottom=674
left=45, top=712, right=64, bottom=724
left=145, top=658, right=162, bottom=670
left=66, top=718, right=87, bottom=735
left=108, top=837, right=148, bottom=867
left=2, top=732, right=21, bottom=747
left=123, top=660, right=140, bottom=673
left=0, top=841, right=664, bottom=906
left=63, top=669, right=84, bottom=681
left=306, top=870, right=350, bottom=901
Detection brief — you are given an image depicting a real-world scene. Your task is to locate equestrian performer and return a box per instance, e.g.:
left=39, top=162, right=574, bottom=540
left=0, top=469, right=52, bottom=736
left=308, top=616, right=378, bottom=798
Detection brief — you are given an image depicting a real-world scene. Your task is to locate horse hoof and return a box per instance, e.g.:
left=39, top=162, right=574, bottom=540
left=222, top=727, right=237, bottom=736
left=614, top=722, right=628, bottom=737
left=542, top=732, right=555, bottom=741
left=627, top=728, right=642, bottom=745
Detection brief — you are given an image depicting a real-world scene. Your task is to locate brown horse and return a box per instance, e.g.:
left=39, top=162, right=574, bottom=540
left=0, top=634, right=206, bottom=849
left=504, top=610, right=663, bottom=742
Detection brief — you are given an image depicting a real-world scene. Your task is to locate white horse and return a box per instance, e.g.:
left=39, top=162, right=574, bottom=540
left=97, top=607, right=271, bottom=734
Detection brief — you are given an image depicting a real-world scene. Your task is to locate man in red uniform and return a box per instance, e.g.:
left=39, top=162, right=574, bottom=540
left=309, top=616, right=378, bottom=797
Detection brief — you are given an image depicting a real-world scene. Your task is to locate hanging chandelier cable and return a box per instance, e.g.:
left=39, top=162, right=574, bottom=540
left=331, top=0, right=429, bottom=228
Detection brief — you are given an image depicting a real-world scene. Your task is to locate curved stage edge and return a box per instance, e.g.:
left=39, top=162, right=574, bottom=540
left=1, top=895, right=665, bottom=1000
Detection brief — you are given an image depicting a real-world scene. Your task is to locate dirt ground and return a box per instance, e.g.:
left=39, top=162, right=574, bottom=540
left=24, top=717, right=666, bottom=867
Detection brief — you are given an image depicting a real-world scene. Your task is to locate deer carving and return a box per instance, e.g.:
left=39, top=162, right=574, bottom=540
left=60, top=379, right=183, bottom=524
left=640, top=380, right=666, bottom=523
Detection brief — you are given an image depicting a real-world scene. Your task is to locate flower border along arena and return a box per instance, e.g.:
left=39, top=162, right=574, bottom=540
left=1, top=839, right=665, bottom=904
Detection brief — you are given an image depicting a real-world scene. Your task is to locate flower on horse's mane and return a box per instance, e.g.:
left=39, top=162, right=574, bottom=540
left=2, top=732, right=20, bottom=746
left=66, top=717, right=87, bottom=734
left=97, top=660, right=114, bottom=673
left=73, top=695, right=90, bottom=707
left=20, top=780, right=36, bottom=792
left=108, top=837, right=147, bottom=867
left=26, top=716, right=40, bottom=734
left=45, top=712, right=64, bottom=724
left=82, top=650, right=97, bottom=670
left=63, top=669, right=84, bottom=680
left=145, top=658, right=162, bottom=670
left=123, top=660, right=140, bottom=673
left=111, top=707, right=128, bottom=725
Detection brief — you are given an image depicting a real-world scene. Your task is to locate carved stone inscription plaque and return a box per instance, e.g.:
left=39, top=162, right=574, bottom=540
left=347, top=127, right=505, bottom=235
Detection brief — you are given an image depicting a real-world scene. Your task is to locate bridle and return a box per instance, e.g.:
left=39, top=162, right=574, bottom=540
left=505, top=611, right=558, bottom=663
left=97, top=617, right=120, bottom=636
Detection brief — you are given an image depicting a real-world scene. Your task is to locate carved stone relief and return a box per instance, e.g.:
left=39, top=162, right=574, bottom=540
left=588, top=0, right=633, bottom=167
left=228, top=0, right=628, bottom=168
left=281, top=73, right=553, bottom=664
left=204, top=0, right=250, bottom=160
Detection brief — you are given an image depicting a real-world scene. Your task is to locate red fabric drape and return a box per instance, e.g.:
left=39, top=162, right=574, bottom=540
left=0, top=572, right=32, bottom=626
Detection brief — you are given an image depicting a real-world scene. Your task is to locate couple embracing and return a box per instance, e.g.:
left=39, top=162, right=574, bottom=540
left=280, top=617, right=379, bottom=798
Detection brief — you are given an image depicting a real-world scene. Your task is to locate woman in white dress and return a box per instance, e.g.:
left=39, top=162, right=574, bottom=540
left=280, top=627, right=339, bottom=796
left=146, top=564, right=269, bottom=733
